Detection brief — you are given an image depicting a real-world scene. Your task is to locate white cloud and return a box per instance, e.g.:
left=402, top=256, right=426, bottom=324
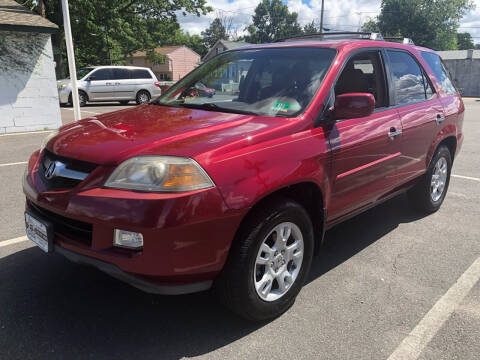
left=177, top=0, right=480, bottom=44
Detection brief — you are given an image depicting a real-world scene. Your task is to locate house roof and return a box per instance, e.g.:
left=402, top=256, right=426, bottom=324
left=203, top=39, right=251, bottom=61
left=0, top=0, right=58, bottom=33
left=132, top=45, right=185, bottom=57
left=437, top=50, right=480, bottom=60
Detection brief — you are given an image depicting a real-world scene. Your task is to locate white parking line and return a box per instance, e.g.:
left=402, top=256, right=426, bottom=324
left=0, top=130, right=52, bottom=137
left=452, top=174, right=480, bottom=182
left=388, top=257, right=480, bottom=360
left=0, top=236, right=28, bottom=248
left=63, top=108, right=99, bottom=115
left=0, top=161, right=27, bottom=168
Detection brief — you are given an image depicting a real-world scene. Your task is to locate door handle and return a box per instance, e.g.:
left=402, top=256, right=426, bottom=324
left=436, top=114, right=446, bottom=125
left=388, top=127, right=402, bottom=139
left=115, top=82, right=121, bottom=85
left=106, top=82, right=113, bottom=85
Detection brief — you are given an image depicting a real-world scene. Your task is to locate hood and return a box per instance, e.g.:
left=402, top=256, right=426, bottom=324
left=47, top=104, right=295, bottom=165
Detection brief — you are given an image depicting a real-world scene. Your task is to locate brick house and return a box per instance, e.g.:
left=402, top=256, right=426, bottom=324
left=0, top=0, right=61, bottom=134
left=129, top=45, right=201, bottom=81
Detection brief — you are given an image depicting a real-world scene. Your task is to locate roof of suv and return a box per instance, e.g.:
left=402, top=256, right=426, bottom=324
left=225, top=38, right=436, bottom=55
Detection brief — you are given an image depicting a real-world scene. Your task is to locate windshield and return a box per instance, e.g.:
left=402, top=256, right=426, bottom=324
left=71, top=67, right=94, bottom=79
left=156, top=47, right=336, bottom=117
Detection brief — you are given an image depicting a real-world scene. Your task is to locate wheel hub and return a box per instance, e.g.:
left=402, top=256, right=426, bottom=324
left=254, top=222, right=304, bottom=302
left=430, top=156, right=448, bottom=202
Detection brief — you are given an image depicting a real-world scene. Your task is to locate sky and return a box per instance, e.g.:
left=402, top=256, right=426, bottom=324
left=177, top=0, right=480, bottom=44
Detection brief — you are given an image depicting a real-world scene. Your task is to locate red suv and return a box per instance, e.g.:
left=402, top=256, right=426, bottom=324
left=24, top=33, right=464, bottom=321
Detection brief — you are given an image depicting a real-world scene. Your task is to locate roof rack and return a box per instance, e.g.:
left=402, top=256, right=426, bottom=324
left=383, top=37, right=415, bottom=45
left=276, top=32, right=385, bottom=42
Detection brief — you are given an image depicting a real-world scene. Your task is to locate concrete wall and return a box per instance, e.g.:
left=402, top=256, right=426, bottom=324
left=0, top=31, right=61, bottom=134
left=442, top=59, right=480, bottom=97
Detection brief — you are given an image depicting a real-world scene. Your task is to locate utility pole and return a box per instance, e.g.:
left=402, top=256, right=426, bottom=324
left=319, top=0, right=325, bottom=34
left=61, top=0, right=81, bottom=121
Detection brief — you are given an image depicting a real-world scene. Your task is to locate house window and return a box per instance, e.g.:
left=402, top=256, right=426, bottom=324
left=216, top=47, right=224, bottom=55
left=159, top=73, right=169, bottom=80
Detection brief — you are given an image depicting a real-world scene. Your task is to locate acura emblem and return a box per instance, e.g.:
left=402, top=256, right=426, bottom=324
left=45, top=162, right=57, bottom=179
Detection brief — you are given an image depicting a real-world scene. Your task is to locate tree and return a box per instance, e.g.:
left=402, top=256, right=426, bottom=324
left=201, top=13, right=236, bottom=49
left=457, top=32, right=474, bottom=49
left=360, top=18, right=380, bottom=32
left=18, top=0, right=212, bottom=77
left=376, top=0, right=475, bottom=50
left=244, top=0, right=303, bottom=43
left=303, top=20, right=318, bottom=35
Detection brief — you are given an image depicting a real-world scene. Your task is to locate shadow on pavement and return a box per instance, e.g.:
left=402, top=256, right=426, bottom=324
left=0, top=194, right=427, bottom=359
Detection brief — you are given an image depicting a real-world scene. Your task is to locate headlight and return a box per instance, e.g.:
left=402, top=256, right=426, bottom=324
left=40, top=130, right=59, bottom=151
left=57, top=83, right=67, bottom=90
left=104, top=156, right=214, bottom=192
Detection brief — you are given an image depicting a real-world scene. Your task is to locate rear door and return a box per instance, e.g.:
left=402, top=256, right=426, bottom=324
left=385, top=49, right=444, bottom=183
left=328, top=49, right=404, bottom=222
left=419, top=51, right=463, bottom=148
left=84, top=68, right=115, bottom=101
left=113, top=68, right=135, bottom=100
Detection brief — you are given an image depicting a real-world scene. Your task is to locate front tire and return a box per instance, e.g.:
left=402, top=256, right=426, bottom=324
left=408, top=145, right=452, bottom=213
left=215, top=198, right=314, bottom=321
left=68, top=91, right=88, bottom=107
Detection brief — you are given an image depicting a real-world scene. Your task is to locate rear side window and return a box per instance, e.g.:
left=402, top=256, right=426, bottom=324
left=113, top=68, right=130, bottom=80
left=131, top=69, right=152, bottom=79
left=420, top=51, right=457, bottom=95
left=387, top=50, right=434, bottom=105
left=91, top=68, right=113, bottom=81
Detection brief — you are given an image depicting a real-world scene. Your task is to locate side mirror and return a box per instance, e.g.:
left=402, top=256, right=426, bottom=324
left=333, top=93, right=375, bottom=120
left=86, top=75, right=95, bottom=81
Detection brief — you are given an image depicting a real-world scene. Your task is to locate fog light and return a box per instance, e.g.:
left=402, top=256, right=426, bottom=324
left=114, top=229, right=143, bottom=249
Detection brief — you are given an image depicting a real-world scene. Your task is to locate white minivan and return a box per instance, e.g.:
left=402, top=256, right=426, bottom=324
left=57, top=66, right=162, bottom=106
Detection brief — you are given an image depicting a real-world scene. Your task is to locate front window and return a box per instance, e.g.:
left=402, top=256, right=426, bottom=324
left=69, top=67, right=93, bottom=79
left=156, top=47, right=336, bottom=117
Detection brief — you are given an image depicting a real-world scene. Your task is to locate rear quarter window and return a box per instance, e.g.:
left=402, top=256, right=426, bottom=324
left=420, top=51, right=457, bottom=95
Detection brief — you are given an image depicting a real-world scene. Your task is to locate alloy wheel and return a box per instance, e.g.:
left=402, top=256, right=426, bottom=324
left=254, top=222, right=304, bottom=302
left=431, top=156, right=448, bottom=202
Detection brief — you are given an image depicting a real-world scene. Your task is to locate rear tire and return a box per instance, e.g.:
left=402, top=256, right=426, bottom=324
left=136, top=90, right=150, bottom=105
left=214, top=197, right=314, bottom=321
left=408, top=145, right=452, bottom=213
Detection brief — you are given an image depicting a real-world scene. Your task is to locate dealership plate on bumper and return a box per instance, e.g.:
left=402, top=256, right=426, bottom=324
left=25, top=212, right=53, bottom=253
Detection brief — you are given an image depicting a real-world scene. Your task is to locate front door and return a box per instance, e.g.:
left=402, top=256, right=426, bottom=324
left=84, top=68, right=116, bottom=101
left=327, top=50, right=403, bottom=222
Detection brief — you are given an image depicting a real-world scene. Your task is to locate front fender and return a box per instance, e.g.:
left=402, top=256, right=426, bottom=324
left=201, top=129, right=331, bottom=210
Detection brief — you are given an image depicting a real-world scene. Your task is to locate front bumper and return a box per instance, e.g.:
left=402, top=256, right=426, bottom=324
left=58, top=88, right=70, bottom=104
left=24, top=150, right=245, bottom=293
left=55, top=245, right=212, bottom=294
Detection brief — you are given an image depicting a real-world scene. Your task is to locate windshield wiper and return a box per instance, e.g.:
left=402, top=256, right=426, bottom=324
left=176, top=102, right=258, bottom=116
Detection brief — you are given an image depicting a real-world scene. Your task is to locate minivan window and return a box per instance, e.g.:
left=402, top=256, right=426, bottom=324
left=113, top=68, right=131, bottom=80
left=91, top=68, right=114, bottom=81
left=387, top=50, right=432, bottom=105
left=131, top=69, right=152, bottom=79
left=420, top=51, right=457, bottom=95
left=156, top=47, right=337, bottom=117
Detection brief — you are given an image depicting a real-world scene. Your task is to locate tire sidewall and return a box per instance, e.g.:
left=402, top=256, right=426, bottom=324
left=136, top=90, right=150, bottom=104
left=426, top=146, right=452, bottom=211
left=238, top=202, right=314, bottom=320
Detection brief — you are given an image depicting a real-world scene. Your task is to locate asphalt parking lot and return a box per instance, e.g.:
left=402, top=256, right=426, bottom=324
left=0, top=101, right=479, bottom=360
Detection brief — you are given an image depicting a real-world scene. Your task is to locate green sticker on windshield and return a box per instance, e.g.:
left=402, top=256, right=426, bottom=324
left=272, top=101, right=291, bottom=112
